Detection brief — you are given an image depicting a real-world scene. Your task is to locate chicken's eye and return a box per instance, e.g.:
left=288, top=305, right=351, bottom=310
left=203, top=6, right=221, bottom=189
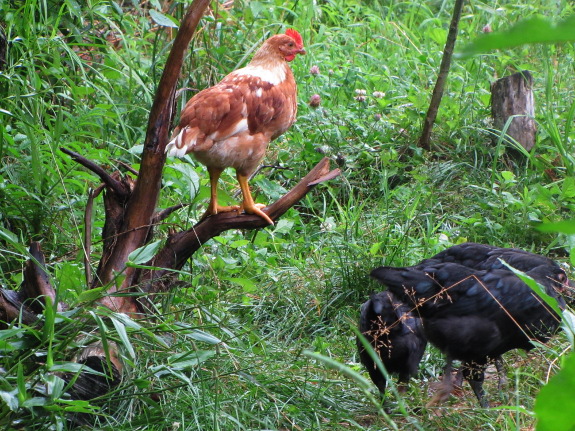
left=288, top=42, right=294, bottom=47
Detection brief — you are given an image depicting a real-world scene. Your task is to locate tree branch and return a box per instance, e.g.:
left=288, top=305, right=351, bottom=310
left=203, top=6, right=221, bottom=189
left=60, top=147, right=129, bottom=198
left=137, top=158, right=341, bottom=297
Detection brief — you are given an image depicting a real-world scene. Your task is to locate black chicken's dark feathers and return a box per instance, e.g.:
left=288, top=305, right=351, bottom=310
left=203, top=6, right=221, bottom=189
left=369, top=242, right=568, bottom=406
left=357, top=291, right=427, bottom=394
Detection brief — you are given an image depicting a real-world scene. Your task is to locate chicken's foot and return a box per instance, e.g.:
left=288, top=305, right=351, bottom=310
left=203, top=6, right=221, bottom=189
left=237, top=173, right=273, bottom=225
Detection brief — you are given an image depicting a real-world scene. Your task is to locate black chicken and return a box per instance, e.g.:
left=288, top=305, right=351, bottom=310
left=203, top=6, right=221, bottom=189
left=357, top=291, right=427, bottom=395
left=371, top=243, right=568, bottom=407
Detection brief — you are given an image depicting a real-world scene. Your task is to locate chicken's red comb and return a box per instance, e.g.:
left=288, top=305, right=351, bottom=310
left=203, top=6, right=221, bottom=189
left=285, top=29, right=303, bottom=48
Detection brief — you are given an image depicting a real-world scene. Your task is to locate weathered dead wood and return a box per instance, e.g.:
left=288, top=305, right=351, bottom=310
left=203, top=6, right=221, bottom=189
left=491, top=70, right=537, bottom=152
left=1, top=242, right=54, bottom=327
left=94, top=0, right=212, bottom=314
left=137, top=158, right=341, bottom=298
left=0, top=289, right=37, bottom=327
left=21, top=242, right=67, bottom=314
left=67, top=342, right=123, bottom=401
left=1, top=242, right=123, bottom=416
left=65, top=341, right=123, bottom=426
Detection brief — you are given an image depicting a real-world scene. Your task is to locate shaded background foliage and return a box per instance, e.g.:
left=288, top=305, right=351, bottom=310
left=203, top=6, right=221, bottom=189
left=1, top=0, right=575, bottom=429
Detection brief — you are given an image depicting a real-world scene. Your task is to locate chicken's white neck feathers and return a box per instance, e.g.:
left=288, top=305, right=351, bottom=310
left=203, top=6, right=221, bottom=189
left=232, top=63, right=287, bottom=85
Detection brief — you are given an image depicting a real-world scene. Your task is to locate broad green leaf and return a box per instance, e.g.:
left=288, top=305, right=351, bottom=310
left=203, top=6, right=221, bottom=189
left=500, top=170, right=516, bottom=182
left=127, top=240, right=162, bottom=265
left=535, top=352, right=575, bottom=431
left=536, top=220, right=575, bottom=235
left=169, top=163, right=201, bottom=200
left=77, top=286, right=108, bottom=304
left=110, top=316, right=135, bottom=359
left=274, top=218, right=293, bottom=235
left=561, top=177, right=575, bottom=199
left=458, top=15, right=575, bottom=59
left=0, top=227, right=26, bottom=254
left=149, top=9, right=178, bottom=28
left=428, top=27, right=447, bottom=45
left=0, top=388, right=19, bottom=411
left=58, top=398, right=100, bottom=413
left=500, top=261, right=563, bottom=316
left=129, top=144, right=144, bottom=155
left=369, top=242, right=381, bottom=255
left=249, top=1, right=264, bottom=18
left=45, top=374, right=65, bottom=399
left=22, top=397, right=47, bottom=407
left=134, top=379, right=151, bottom=389
left=185, top=329, right=222, bottom=345
left=229, top=239, right=250, bottom=249
left=110, top=312, right=169, bottom=348
left=561, top=310, right=575, bottom=347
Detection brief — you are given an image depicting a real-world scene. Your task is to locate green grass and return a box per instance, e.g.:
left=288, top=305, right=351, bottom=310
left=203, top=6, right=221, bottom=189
left=1, top=0, right=575, bottom=429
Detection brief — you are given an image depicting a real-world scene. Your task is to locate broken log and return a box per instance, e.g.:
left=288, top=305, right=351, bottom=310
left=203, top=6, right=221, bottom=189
left=67, top=342, right=123, bottom=401
left=491, top=70, right=537, bottom=152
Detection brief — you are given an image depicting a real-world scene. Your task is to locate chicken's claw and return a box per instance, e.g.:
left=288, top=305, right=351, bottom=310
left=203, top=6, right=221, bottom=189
left=200, top=204, right=241, bottom=221
left=240, top=202, right=274, bottom=225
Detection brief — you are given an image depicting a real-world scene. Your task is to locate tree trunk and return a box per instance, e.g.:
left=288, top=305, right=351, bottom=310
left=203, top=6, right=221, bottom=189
left=418, top=0, right=465, bottom=151
left=92, top=0, right=213, bottom=314
left=490, top=70, right=537, bottom=152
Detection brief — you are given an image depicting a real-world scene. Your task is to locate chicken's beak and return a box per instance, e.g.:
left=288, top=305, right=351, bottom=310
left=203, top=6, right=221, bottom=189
left=298, top=48, right=306, bottom=55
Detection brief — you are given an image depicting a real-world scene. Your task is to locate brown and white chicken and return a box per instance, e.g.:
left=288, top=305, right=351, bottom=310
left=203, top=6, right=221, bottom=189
left=166, top=29, right=305, bottom=225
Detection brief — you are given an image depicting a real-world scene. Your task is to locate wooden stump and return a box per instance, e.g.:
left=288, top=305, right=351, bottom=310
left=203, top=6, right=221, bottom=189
left=491, top=70, right=537, bottom=152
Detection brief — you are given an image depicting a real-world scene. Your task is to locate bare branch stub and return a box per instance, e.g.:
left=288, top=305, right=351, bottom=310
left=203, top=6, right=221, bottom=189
left=60, top=147, right=130, bottom=198
left=1, top=242, right=60, bottom=326
left=21, top=242, right=61, bottom=313
left=0, top=289, right=37, bottom=327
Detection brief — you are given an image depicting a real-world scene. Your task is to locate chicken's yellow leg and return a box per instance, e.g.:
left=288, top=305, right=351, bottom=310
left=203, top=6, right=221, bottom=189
left=237, top=173, right=274, bottom=225
left=205, top=167, right=239, bottom=217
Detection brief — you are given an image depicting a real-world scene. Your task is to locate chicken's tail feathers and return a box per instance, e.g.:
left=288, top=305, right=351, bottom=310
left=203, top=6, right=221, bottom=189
left=165, top=127, right=196, bottom=158
left=370, top=267, right=405, bottom=284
